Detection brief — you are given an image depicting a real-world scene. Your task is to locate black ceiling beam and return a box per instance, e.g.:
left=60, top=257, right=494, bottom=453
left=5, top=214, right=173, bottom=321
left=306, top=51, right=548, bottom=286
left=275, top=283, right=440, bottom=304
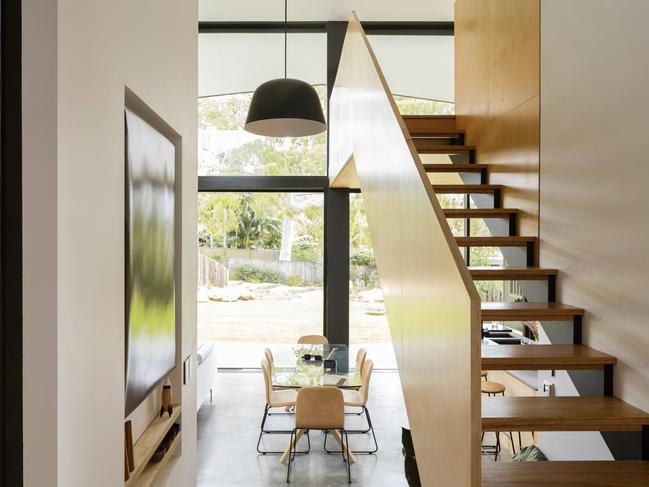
left=199, top=21, right=454, bottom=35
left=199, top=22, right=326, bottom=33
left=198, top=175, right=329, bottom=192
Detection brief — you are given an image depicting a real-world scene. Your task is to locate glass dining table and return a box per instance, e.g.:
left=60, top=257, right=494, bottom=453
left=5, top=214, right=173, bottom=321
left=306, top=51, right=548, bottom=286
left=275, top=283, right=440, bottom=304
left=267, top=343, right=361, bottom=465
left=269, top=343, right=362, bottom=389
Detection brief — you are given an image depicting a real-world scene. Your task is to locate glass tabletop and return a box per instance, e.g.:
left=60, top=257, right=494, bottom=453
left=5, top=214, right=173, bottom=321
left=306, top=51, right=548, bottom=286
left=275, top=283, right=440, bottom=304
left=269, top=344, right=362, bottom=389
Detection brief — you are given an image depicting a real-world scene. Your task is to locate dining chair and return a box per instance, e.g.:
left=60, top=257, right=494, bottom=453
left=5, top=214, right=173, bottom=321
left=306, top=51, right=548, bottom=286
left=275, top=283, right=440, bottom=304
left=257, top=358, right=310, bottom=455
left=287, top=386, right=351, bottom=484
left=325, top=359, right=378, bottom=454
left=297, top=334, right=329, bottom=345
left=348, top=348, right=367, bottom=393
left=355, top=348, right=367, bottom=372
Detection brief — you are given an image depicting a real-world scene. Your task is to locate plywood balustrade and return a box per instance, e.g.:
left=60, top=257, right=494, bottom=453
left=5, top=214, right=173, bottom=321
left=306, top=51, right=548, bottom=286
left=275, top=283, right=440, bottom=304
left=329, top=13, right=481, bottom=487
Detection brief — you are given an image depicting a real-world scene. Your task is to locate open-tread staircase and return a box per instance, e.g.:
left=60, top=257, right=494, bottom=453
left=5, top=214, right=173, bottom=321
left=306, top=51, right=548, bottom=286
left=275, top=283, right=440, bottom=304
left=403, top=114, right=649, bottom=485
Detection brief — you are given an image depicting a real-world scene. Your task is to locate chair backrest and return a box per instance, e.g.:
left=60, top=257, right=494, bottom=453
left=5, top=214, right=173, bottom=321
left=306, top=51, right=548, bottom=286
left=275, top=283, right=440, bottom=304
left=297, top=334, right=329, bottom=345
left=295, top=386, right=344, bottom=430
left=264, top=347, right=274, bottom=366
left=358, top=359, right=374, bottom=406
left=261, top=358, right=273, bottom=404
left=355, top=348, right=367, bottom=371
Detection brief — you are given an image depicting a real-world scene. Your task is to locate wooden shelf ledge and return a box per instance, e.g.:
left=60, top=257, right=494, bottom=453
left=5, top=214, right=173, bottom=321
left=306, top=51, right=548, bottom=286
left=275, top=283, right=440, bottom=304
left=483, top=461, right=649, bottom=487
left=136, top=432, right=181, bottom=487
left=481, top=344, right=617, bottom=370
left=482, top=396, right=649, bottom=432
left=481, top=302, right=584, bottom=321
left=469, top=266, right=558, bottom=281
left=125, top=405, right=181, bottom=486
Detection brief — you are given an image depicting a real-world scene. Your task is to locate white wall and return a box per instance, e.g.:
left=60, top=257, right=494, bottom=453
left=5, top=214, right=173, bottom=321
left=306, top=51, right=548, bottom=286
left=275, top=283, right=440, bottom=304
left=23, top=0, right=198, bottom=485
left=541, top=0, right=649, bottom=420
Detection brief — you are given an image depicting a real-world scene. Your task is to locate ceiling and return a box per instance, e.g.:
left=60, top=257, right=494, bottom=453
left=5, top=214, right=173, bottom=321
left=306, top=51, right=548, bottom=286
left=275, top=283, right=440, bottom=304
left=199, top=0, right=454, bottom=22
left=198, top=33, right=454, bottom=102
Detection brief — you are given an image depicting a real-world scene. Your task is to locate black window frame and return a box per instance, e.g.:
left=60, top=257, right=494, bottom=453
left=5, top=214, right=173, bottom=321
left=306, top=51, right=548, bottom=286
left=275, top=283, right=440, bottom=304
left=1, top=0, right=23, bottom=484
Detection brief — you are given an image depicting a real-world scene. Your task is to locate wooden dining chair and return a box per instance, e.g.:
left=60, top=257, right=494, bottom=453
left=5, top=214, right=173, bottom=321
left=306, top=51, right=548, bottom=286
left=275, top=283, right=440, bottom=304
left=325, top=359, right=378, bottom=454
left=257, top=358, right=309, bottom=455
left=287, top=386, right=351, bottom=484
left=348, top=348, right=367, bottom=392
left=297, top=334, right=329, bottom=345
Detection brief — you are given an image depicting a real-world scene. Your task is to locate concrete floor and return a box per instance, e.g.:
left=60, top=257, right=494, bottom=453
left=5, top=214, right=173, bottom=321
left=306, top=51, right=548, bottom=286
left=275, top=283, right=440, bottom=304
left=197, top=370, right=409, bottom=486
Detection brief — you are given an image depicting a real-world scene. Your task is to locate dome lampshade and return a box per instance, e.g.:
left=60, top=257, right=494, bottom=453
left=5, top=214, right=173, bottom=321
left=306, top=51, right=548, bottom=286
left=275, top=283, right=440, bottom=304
left=244, top=78, right=326, bottom=137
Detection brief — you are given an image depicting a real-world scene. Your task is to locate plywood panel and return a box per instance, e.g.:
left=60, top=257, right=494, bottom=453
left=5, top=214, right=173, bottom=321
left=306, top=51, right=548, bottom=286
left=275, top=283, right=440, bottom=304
left=330, top=13, right=481, bottom=487
left=455, top=0, right=540, bottom=237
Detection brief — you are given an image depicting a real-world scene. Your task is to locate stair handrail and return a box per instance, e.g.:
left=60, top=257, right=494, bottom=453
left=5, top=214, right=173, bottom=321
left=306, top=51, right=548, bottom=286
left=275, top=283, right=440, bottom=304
left=329, top=13, right=481, bottom=487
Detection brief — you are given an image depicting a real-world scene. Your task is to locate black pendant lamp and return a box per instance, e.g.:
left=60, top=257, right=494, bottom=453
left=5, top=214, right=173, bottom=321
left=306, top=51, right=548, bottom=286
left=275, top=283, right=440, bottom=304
left=244, top=0, right=326, bottom=137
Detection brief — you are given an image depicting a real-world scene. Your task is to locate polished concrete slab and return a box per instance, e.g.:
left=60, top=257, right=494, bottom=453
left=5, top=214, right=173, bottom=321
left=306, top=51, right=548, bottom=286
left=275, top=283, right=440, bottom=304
left=197, top=370, right=409, bottom=486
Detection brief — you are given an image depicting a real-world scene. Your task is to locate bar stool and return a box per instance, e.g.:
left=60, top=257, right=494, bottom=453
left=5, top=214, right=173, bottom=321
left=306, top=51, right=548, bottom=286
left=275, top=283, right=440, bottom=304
left=481, top=380, right=516, bottom=460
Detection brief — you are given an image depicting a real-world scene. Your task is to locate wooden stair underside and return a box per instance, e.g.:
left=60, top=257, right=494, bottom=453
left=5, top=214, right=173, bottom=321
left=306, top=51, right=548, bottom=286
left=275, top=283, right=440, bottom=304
left=455, top=236, right=536, bottom=247
left=481, top=302, right=584, bottom=321
left=481, top=344, right=617, bottom=370
left=482, top=396, right=649, bottom=432
left=433, top=184, right=500, bottom=194
left=483, top=462, right=649, bottom=487
left=443, top=208, right=517, bottom=218
left=413, top=143, right=474, bottom=154
left=424, top=163, right=486, bottom=173
left=468, top=266, right=558, bottom=280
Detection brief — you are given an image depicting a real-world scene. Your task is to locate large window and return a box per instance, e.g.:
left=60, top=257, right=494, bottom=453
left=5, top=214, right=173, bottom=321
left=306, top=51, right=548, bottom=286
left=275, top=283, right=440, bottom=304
left=348, top=193, right=396, bottom=368
left=197, top=192, right=324, bottom=367
left=198, top=88, right=327, bottom=176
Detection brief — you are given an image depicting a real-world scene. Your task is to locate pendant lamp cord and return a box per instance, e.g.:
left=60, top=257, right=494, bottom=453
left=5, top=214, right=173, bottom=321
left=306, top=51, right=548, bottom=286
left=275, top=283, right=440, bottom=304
left=284, top=0, right=288, bottom=78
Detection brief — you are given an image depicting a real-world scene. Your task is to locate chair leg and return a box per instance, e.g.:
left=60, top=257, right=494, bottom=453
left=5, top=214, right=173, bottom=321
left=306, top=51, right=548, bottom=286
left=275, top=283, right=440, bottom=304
left=343, top=430, right=352, bottom=484
left=259, top=404, right=308, bottom=455
left=286, top=430, right=295, bottom=483
left=324, top=406, right=378, bottom=455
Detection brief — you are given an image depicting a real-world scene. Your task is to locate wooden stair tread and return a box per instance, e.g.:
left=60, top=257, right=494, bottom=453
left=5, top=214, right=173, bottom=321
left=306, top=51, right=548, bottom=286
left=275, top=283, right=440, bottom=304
left=469, top=266, right=558, bottom=280
left=424, top=163, right=486, bottom=173
left=444, top=208, right=517, bottom=218
left=402, top=115, right=457, bottom=136
left=483, top=462, right=649, bottom=487
left=481, top=301, right=584, bottom=321
left=482, top=396, right=649, bottom=432
left=414, top=143, right=475, bottom=154
left=456, top=236, right=536, bottom=247
left=432, top=184, right=501, bottom=194
left=481, top=344, right=617, bottom=370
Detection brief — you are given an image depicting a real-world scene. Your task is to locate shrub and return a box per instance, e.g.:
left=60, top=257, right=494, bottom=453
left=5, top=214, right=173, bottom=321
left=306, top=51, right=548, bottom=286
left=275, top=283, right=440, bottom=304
left=230, top=264, right=286, bottom=284
left=292, top=242, right=319, bottom=263
left=286, top=275, right=302, bottom=287
left=350, top=250, right=375, bottom=267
